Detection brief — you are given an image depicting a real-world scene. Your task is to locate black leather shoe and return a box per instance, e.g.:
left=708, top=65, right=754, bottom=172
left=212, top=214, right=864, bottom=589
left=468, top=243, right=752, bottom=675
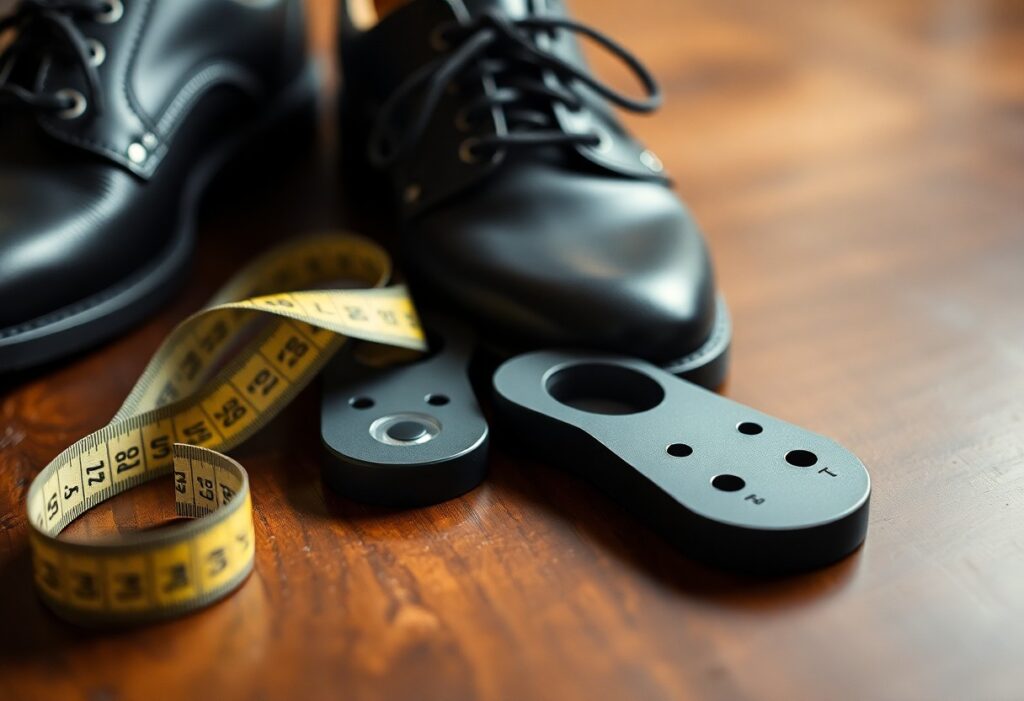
left=339, top=0, right=730, bottom=386
left=0, top=0, right=313, bottom=372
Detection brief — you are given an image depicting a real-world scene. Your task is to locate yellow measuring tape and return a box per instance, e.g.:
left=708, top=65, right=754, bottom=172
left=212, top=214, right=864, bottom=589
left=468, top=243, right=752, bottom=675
left=25, top=233, right=426, bottom=625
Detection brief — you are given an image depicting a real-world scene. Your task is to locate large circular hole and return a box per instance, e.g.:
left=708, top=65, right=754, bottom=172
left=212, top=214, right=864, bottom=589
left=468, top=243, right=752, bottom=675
left=667, top=443, right=693, bottom=457
left=349, top=397, right=375, bottom=410
left=711, top=474, right=745, bottom=492
left=786, top=449, right=818, bottom=467
left=545, top=363, right=664, bottom=415
left=737, top=421, right=763, bottom=435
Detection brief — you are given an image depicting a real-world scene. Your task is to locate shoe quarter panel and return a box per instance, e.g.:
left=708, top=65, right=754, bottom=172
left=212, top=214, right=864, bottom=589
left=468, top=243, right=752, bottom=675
left=37, top=0, right=306, bottom=179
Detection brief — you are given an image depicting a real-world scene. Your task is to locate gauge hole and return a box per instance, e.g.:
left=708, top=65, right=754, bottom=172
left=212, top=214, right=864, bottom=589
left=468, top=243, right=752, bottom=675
left=546, top=363, right=664, bottom=415
left=711, top=474, right=745, bottom=492
left=667, top=443, right=693, bottom=457
left=786, top=450, right=818, bottom=467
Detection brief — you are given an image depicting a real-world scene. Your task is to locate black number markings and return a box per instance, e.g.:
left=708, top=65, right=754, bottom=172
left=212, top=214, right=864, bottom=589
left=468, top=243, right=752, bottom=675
left=214, top=398, right=246, bottom=428
left=85, top=460, right=106, bottom=486
left=276, top=336, right=309, bottom=368
left=207, top=548, right=228, bottom=576
left=46, top=492, right=58, bottom=519
left=246, top=368, right=279, bottom=396
left=196, top=476, right=215, bottom=502
left=115, top=446, right=141, bottom=474
left=150, top=435, right=171, bottom=460
left=183, top=420, right=213, bottom=444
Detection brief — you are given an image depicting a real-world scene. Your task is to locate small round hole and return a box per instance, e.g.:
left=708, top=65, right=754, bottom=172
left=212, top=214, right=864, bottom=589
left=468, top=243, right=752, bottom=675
left=349, top=397, right=374, bottom=410
left=737, top=421, right=763, bottom=435
left=711, top=474, right=745, bottom=492
left=667, top=443, right=693, bottom=457
left=425, top=394, right=449, bottom=406
left=786, top=450, right=818, bottom=467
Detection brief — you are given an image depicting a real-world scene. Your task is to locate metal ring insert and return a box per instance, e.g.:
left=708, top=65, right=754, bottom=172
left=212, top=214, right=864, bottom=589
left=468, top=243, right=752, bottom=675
left=86, top=39, right=106, bottom=67
left=95, top=0, right=124, bottom=24
left=368, top=413, right=442, bottom=446
left=55, top=89, right=87, bottom=120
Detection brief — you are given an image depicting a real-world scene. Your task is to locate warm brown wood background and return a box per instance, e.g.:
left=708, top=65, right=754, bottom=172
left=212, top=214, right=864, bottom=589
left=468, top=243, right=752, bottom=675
left=2, top=0, right=1023, bottom=699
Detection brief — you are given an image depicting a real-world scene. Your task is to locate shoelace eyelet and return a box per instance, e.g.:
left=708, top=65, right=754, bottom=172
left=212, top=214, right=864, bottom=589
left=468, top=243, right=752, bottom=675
left=367, top=12, right=660, bottom=170
left=588, top=125, right=613, bottom=154
left=458, top=137, right=482, bottom=164
left=94, top=0, right=123, bottom=24
left=55, top=88, right=87, bottom=119
left=86, top=39, right=105, bottom=67
left=430, top=25, right=452, bottom=53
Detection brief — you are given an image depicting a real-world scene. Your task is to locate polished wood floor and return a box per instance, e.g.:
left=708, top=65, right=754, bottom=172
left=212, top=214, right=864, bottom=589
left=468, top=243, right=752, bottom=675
left=2, top=0, right=1023, bottom=699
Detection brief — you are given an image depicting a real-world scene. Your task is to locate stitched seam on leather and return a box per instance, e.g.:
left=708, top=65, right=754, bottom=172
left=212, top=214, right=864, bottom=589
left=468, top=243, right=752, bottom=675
left=156, top=62, right=262, bottom=136
left=47, top=63, right=262, bottom=178
left=123, top=0, right=159, bottom=131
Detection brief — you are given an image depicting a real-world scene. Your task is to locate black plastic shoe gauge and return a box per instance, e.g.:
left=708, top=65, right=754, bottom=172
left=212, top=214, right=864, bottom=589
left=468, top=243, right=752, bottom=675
left=493, top=351, right=870, bottom=573
left=320, top=320, right=488, bottom=506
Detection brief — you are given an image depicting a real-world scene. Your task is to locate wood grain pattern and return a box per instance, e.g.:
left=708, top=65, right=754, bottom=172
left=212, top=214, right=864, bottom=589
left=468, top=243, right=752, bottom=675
left=2, top=0, right=1023, bottom=698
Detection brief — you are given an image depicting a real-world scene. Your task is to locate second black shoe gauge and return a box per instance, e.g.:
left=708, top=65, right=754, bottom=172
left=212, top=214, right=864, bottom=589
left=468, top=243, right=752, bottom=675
left=493, top=351, right=870, bottom=573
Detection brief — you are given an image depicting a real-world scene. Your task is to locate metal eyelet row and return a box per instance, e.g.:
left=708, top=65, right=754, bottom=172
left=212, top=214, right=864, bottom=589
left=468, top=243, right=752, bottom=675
left=56, top=0, right=122, bottom=120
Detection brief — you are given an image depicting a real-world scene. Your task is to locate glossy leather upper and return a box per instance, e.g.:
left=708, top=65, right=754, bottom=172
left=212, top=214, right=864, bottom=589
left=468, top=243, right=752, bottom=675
left=0, top=0, right=307, bottom=329
left=407, top=159, right=716, bottom=362
left=340, top=0, right=719, bottom=362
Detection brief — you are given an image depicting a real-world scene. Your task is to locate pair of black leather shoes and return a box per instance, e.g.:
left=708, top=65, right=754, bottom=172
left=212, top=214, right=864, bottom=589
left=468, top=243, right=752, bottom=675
left=0, top=0, right=729, bottom=387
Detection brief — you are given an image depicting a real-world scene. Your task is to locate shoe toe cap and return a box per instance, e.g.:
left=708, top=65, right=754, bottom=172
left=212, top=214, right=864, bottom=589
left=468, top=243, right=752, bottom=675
left=406, top=165, right=718, bottom=363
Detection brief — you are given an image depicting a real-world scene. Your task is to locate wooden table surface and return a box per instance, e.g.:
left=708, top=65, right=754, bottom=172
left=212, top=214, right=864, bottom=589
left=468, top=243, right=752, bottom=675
left=2, top=1, right=1023, bottom=699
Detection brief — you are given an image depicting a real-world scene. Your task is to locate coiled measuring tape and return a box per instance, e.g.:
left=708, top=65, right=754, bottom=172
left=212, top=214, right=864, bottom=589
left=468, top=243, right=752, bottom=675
left=25, top=233, right=426, bottom=625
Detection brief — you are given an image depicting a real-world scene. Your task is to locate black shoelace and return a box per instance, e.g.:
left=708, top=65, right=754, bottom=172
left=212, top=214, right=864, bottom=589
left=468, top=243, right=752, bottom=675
left=368, top=9, right=661, bottom=168
left=0, top=0, right=112, bottom=117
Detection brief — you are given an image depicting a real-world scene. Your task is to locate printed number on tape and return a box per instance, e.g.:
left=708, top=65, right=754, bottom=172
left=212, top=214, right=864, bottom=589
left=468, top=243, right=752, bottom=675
left=25, top=233, right=425, bottom=625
